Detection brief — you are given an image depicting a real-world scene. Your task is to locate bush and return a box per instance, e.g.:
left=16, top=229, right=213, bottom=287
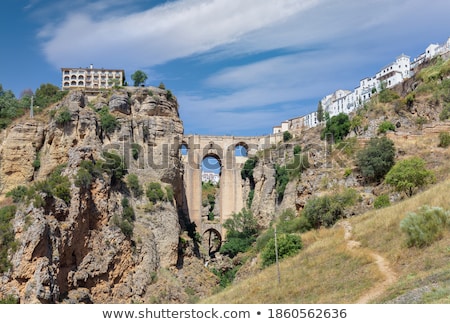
left=283, top=131, right=292, bottom=142
left=6, top=185, right=28, bottom=203
left=127, top=174, right=143, bottom=197
left=261, top=234, right=303, bottom=267
left=275, top=164, right=289, bottom=202
left=241, top=157, right=257, bottom=181
left=98, top=106, right=118, bottom=134
left=55, top=107, right=71, bottom=125
left=378, top=121, right=396, bottom=134
left=400, top=206, right=449, bottom=248
left=303, top=195, right=343, bottom=229
left=385, top=157, right=435, bottom=197
left=374, top=194, right=390, bottom=209
left=165, top=185, right=174, bottom=202
left=357, top=137, right=396, bottom=183
left=439, top=105, right=450, bottom=121
left=100, top=151, right=126, bottom=183
left=146, top=182, right=165, bottom=203
left=302, top=189, right=360, bottom=229
left=321, top=113, right=351, bottom=143
left=378, top=88, right=400, bottom=103
left=220, top=209, right=258, bottom=258
left=74, top=167, right=93, bottom=189
left=438, top=132, right=450, bottom=148
left=0, top=205, right=17, bottom=273
left=131, top=143, right=141, bottom=160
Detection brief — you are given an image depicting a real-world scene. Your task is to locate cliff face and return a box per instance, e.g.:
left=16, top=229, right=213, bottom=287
left=0, top=87, right=217, bottom=304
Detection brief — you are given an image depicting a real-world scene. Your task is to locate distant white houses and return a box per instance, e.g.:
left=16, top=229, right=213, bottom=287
left=61, top=64, right=125, bottom=90
left=273, top=36, right=450, bottom=134
left=202, top=172, right=220, bottom=185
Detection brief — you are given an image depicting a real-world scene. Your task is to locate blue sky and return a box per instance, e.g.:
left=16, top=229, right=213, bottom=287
left=2, top=0, right=450, bottom=136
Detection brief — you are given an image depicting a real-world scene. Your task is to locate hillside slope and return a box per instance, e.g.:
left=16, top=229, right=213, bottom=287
left=202, top=178, right=450, bottom=303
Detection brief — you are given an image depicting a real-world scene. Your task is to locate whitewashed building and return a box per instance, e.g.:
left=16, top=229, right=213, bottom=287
left=202, top=172, right=220, bottom=184
left=61, top=64, right=125, bottom=90
left=273, top=36, right=450, bottom=134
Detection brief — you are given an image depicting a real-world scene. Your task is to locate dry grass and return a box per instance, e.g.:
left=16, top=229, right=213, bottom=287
left=201, top=178, right=450, bottom=304
left=350, top=178, right=450, bottom=303
left=202, top=227, right=382, bottom=304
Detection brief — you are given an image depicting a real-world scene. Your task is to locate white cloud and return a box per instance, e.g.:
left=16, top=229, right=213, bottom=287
left=40, top=0, right=317, bottom=68
left=35, top=0, right=450, bottom=135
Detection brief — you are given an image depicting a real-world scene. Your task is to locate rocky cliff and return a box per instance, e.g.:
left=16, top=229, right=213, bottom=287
left=0, top=87, right=217, bottom=303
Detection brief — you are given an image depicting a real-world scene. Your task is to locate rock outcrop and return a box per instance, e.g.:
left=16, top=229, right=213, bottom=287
left=0, top=87, right=217, bottom=303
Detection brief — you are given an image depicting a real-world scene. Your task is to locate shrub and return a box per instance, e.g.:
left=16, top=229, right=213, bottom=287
left=439, top=105, right=450, bottom=121
left=378, top=88, right=400, bottom=103
left=127, top=174, right=143, bottom=197
left=0, top=205, right=17, bottom=273
left=100, top=151, right=126, bottom=183
left=74, top=167, right=93, bottom=189
left=55, top=107, right=71, bottom=125
left=146, top=182, right=165, bottom=203
left=275, top=164, right=289, bottom=202
left=302, top=189, right=359, bottom=229
left=32, top=152, right=41, bottom=170
left=241, top=157, right=257, bottom=182
left=400, top=206, right=449, bottom=248
left=283, top=131, right=292, bottom=142
left=34, top=83, right=67, bottom=108
left=165, top=185, right=174, bottom=202
left=98, top=106, right=118, bottom=134
left=438, top=132, right=450, bottom=148
left=6, top=186, right=28, bottom=203
left=321, top=113, right=351, bottom=142
left=220, top=209, right=258, bottom=257
left=374, top=194, right=390, bottom=209
left=303, top=195, right=344, bottom=229
left=121, top=198, right=135, bottom=223
left=131, top=143, right=141, bottom=160
left=261, top=233, right=303, bottom=267
left=385, top=157, right=435, bottom=197
left=378, top=121, right=396, bottom=134
left=357, top=137, right=396, bottom=183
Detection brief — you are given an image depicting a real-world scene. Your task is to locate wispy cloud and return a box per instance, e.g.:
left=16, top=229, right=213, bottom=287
left=32, top=0, right=450, bottom=135
left=40, top=0, right=317, bottom=68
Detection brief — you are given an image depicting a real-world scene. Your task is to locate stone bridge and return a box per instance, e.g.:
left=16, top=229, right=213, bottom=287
left=181, top=133, right=282, bottom=250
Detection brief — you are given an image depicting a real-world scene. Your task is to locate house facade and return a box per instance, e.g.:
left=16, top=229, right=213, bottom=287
left=273, top=37, right=450, bottom=135
left=61, top=65, right=125, bottom=90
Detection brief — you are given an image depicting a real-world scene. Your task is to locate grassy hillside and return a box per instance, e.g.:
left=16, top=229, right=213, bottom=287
left=201, top=177, right=450, bottom=303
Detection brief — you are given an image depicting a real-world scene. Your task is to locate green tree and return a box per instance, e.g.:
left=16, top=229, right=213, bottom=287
left=35, top=83, right=66, bottom=108
left=317, top=101, right=324, bottom=123
left=320, top=113, right=350, bottom=142
left=283, top=131, right=292, bottom=142
left=220, top=208, right=258, bottom=257
left=385, top=157, right=435, bottom=197
left=261, top=233, right=303, bottom=267
left=131, top=70, right=148, bottom=87
left=356, top=137, right=396, bottom=183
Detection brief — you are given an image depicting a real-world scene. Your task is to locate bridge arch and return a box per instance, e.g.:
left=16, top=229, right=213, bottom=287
left=202, top=227, right=222, bottom=256
left=234, top=142, right=249, bottom=157
left=182, top=134, right=275, bottom=243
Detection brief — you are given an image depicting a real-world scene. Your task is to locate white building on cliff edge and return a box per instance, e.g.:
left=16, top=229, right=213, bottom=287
left=274, top=36, right=450, bottom=133
left=61, top=64, right=125, bottom=91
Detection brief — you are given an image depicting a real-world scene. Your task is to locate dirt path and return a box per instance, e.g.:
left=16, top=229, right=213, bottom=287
left=341, top=220, right=397, bottom=304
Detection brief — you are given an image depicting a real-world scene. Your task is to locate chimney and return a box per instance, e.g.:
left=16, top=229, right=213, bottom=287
left=90, top=64, right=93, bottom=69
